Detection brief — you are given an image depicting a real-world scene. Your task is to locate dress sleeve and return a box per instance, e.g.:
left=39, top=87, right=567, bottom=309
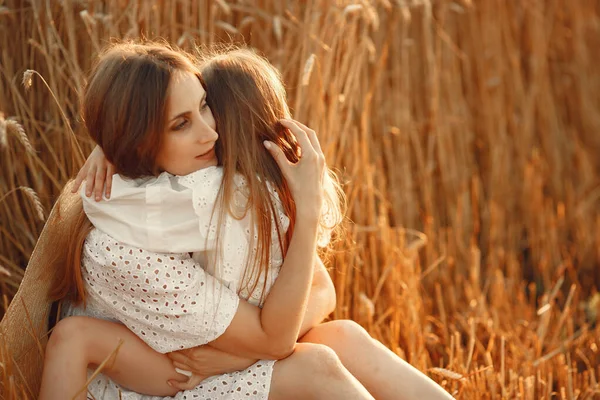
left=82, top=229, right=239, bottom=353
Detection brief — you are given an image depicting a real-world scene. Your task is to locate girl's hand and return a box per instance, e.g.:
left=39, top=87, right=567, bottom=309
left=166, top=346, right=257, bottom=390
left=71, top=145, right=115, bottom=201
left=264, top=119, right=325, bottom=220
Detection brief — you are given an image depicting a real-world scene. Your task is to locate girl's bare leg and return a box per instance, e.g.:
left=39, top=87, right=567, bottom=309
left=39, top=316, right=187, bottom=400
left=41, top=319, right=372, bottom=400
left=300, top=320, right=455, bottom=400
left=269, top=342, right=374, bottom=400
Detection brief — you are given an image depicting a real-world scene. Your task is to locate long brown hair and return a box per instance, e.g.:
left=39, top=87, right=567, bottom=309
left=199, top=48, right=345, bottom=301
left=50, top=43, right=345, bottom=306
left=49, top=42, right=202, bottom=304
left=84, top=42, right=202, bottom=178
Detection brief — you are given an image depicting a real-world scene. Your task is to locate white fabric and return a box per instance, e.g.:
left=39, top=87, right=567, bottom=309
left=82, top=166, right=333, bottom=252
left=63, top=229, right=275, bottom=399
left=74, top=229, right=241, bottom=353
left=82, top=172, right=205, bottom=253
left=82, top=167, right=293, bottom=304
left=66, top=167, right=296, bottom=399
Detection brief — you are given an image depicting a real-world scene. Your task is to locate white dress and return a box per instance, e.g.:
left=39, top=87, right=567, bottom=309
left=63, top=167, right=291, bottom=399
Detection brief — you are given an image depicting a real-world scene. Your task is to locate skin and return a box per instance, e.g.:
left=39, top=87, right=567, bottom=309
left=41, top=65, right=377, bottom=399
left=41, top=259, right=453, bottom=399
left=39, top=261, right=345, bottom=398
left=74, top=69, right=331, bottom=361
left=149, top=70, right=327, bottom=360
left=299, top=321, right=455, bottom=399
left=156, top=71, right=219, bottom=175
left=55, top=67, right=455, bottom=400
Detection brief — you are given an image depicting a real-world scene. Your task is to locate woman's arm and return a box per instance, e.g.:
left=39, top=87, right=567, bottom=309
left=42, top=257, right=336, bottom=398
left=40, top=254, right=336, bottom=398
left=166, top=256, right=337, bottom=389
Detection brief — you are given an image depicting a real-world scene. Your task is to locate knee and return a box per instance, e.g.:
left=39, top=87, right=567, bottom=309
left=46, top=316, right=90, bottom=355
left=295, top=343, right=345, bottom=379
left=327, top=320, right=370, bottom=344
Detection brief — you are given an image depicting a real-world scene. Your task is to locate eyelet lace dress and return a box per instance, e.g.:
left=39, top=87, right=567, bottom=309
left=63, top=167, right=290, bottom=399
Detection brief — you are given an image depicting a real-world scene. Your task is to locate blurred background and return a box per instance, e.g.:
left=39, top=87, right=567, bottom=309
left=1, top=0, right=599, bottom=398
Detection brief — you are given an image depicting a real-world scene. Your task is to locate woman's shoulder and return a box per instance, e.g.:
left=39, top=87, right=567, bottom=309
left=175, top=166, right=223, bottom=190
left=109, top=171, right=172, bottom=190
left=83, top=171, right=192, bottom=213
left=82, top=171, right=206, bottom=252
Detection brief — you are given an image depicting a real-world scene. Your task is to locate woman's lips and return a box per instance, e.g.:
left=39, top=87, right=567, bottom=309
left=195, top=147, right=214, bottom=159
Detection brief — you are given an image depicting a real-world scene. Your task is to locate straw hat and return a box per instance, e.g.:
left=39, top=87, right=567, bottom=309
left=0, top=182, right=81, bottom=398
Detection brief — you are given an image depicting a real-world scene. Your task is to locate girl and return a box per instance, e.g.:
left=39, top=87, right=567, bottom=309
left=41, top=44, right=453, bottom=400
left=40, top=42, right=372, bottom=400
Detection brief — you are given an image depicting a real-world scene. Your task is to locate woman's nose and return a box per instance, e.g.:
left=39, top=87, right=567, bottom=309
left=195, top=117, right=218, bottom=143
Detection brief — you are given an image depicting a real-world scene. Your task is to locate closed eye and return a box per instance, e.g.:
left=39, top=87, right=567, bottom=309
left=174, top=119, right=188, bottom=131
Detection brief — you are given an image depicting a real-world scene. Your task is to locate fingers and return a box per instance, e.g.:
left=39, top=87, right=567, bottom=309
left=76, top=145, right=112, bottom=199
left=289, top=120, right=323, bottom=155
left=105, top=164, right=114, bottom=199
left=173, top=361, right=190, bottom=371
left=94, top=164, right=107, bottom=201
left=279, top=119, right=315, bottom=159
left=85, top=166, right=96, bottom=198
left=264, top=141, right=292, bottom=173
left=167, top=351, right=190, bottom=365
left=72, top=165, right=88, bottom=193
left=168, top=379, right=194, bottom=390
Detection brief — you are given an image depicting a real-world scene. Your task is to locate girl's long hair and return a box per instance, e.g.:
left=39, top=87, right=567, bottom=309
left=200, top=48, right=345, bottom=301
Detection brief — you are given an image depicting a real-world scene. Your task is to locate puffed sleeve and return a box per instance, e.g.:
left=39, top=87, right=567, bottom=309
left=81, top=229, right=239, bottom=353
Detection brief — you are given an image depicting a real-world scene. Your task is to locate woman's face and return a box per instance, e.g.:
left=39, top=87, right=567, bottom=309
left=156, top=70, right=218, bottom=175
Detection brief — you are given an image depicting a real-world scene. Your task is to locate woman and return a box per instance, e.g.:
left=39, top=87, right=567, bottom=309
left=41, top=43, right=453, bottom=400
left=39, top=41, right=374, bottom=400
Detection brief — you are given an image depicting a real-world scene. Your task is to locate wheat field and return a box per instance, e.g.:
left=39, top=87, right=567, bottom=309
left=1, top=0, right=599, bottom=398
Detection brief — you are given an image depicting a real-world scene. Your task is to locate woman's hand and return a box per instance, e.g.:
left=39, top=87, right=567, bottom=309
left=264, top=119, right=325, bottom=221
left=71, top=145, right=115, bottom=201
left=166, top=346, right=257, bottom=390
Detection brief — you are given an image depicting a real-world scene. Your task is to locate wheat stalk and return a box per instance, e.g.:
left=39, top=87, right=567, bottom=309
left=0, top=187, right=45, bottom=222
left=5, top=119, right=35, bottom=156
left=20, top=69, right=84, bottom=164
left=1, top=1, right=600, bottom=397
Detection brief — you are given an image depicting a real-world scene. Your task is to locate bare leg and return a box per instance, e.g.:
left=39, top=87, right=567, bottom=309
left=40, top=317, right=373, bottom=400
left=300, top=320, right=454, bottom=400
left=269, top=343, right=374, bottom=400
left=39, top=316, right=186, bottom=400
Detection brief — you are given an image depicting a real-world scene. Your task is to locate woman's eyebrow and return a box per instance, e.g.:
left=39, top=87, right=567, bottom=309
left=168, top=93, right=207, bottom=123
left=169, top=111, right=189, bottom=123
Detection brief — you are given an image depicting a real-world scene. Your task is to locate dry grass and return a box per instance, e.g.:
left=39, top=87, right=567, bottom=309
left=1, top=0, right=599, bottom=398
